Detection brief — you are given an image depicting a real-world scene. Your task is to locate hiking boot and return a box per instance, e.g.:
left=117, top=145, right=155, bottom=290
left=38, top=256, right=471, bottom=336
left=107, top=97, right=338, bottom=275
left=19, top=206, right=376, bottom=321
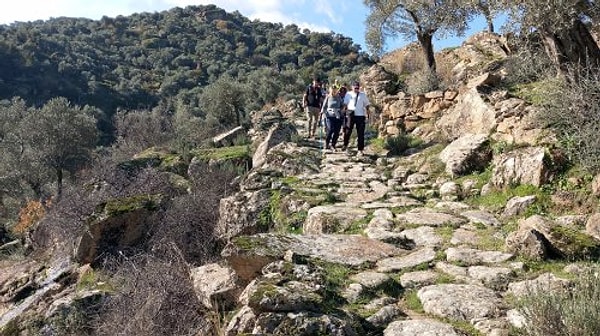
left=357, top=150, right=364, bottom=158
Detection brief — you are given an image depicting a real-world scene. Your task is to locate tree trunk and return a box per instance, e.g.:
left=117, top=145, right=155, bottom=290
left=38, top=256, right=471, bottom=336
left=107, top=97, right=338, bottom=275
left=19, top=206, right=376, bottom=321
left=486, top=17, right=494, bottom=33
left=541, top=19, right=600, bottom=75
left=417, top=32, right=436, bottom=73
left=56, top=168, right=63, bottom=200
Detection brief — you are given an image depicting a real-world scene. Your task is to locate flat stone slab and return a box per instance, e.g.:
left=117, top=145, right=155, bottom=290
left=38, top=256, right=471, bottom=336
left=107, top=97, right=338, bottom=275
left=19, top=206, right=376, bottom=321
left=400, top=226, right=443, bottom=247
left=446, top=247, right=513, bottom=265
left=223, top=234, right=407, bottom=281
left=362, top=196, right=423, bottom=209
left=384, top=319, right=466, bottom=336
left=418, top=284, right=504, bottom=322
left=304, top=205, right=368, bottom=234
left=461, top=210, right=501, bottom=227
left=396, top=208, right=467, bottom=227
left=377, top=247, right=437, bottom=272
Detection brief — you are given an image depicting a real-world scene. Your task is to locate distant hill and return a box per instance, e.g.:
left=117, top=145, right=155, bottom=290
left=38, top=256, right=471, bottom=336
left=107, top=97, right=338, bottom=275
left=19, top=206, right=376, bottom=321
left=0, top=4, right=372, bottom=117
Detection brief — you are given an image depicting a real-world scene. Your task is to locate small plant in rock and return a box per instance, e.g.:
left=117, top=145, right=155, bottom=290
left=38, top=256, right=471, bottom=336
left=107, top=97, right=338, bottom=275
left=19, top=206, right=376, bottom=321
left=384, top=134, right=422, bottom=156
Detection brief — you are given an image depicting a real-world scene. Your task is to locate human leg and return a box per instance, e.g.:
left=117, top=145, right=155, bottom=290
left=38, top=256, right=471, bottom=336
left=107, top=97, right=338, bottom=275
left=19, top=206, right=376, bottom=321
left=330, top=118, right=342, bottom=148
left=355, top=116, right=366, bottom=151
left=343, top=113, right=355, bottom=149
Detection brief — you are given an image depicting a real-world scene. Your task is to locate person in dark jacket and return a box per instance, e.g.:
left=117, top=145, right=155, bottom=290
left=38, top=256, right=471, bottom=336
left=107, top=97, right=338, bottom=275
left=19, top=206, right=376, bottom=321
left=302, top=77, right=323, bottom=138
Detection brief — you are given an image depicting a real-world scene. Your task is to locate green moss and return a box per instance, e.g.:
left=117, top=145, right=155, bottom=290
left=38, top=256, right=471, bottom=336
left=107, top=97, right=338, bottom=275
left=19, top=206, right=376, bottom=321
left=95, top=194, right=162, bottom=219
left=508, top=79, right=560, bottom=106
left=467, top=184, right=551, bottom=215
left=548, top=225, right=600, bottom=259
left=403, top=289, right=424, bottom=313
left=231, top=235, right=267, bottom=251
left=444, top=318, right=484, bottom=336
left=343, top=213, right=374, bottom=234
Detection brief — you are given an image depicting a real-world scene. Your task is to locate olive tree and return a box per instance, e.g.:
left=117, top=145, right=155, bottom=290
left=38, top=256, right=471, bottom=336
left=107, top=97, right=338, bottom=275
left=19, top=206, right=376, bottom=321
left=364, top=0, right=472, bottom=72
left=1, top=97, right=98, bottom=202
left=498, top=0, right=600, bottom=74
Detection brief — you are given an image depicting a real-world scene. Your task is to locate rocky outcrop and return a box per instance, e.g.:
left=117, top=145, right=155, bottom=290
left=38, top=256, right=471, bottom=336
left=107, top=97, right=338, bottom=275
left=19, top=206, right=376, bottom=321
left=74, top=194, right=163, bottom=264
left=439, top=133, right=491, bottom=176
left=435, top=87, right=497, bottom=140
left=490, top=147, right=553, bottom=188
left=252, top=121, right=298, bottom=169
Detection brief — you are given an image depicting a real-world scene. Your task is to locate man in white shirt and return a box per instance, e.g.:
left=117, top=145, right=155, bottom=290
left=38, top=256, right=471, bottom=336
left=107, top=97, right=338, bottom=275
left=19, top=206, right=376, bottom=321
left=342, top=81, right=370, bottom=157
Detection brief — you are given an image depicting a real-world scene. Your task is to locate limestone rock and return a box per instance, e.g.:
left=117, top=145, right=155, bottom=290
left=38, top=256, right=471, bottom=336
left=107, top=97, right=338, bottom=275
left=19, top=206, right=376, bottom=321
left=216, top=189, right=272, bottom=241
left=418, top=284, right=504, bottom=321
left=75, top=194, right=163, bottom=264
left=384, top=319, right=467, bottom=336
left=191, top=263, right=239, bottom=309
left=435, top=88, right=497, bottom=140
left=439, top=134, right=491, bottom=176
left=490, top=147, right=552, bottom=188
left=253, top=122, right=298, bottom=169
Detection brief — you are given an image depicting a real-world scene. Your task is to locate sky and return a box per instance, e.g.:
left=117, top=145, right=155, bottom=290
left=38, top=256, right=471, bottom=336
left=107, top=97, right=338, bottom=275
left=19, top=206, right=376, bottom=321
left=0, top=0, right=499, bottom=55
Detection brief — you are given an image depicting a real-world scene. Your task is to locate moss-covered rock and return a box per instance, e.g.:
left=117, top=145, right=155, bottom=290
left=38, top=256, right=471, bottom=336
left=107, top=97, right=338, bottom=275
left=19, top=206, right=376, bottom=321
left=118, top=146, right=188, bottom=176
left=75, top=194, right=163, bottom=264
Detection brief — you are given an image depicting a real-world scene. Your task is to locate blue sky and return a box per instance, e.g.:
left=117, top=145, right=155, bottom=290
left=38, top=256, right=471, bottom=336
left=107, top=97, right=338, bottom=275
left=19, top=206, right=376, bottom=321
left=0, top=0, right=498, bottom=55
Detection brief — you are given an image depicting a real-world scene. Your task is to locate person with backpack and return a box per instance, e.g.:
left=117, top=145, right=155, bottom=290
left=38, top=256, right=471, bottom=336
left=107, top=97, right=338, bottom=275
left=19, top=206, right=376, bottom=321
left=302, top=77, right=323, bottom=139
left=320, top=85, right=344, bottom=151
left=342, top=81, right=370, bottom=157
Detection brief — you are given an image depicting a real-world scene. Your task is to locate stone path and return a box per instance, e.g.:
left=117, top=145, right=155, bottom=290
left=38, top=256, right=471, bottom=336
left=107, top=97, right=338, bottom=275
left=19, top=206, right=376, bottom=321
left=219, top=119, right=585, bottom=336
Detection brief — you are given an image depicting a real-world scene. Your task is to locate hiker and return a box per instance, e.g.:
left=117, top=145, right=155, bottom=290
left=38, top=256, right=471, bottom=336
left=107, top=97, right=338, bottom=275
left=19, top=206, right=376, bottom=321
left=302, top=77, right=323, bottom=139
left=320, top=85, right=344, bottom=151
left=337, top=84, right=348, bottom=145
left=342, top=81, right=370, bottom=157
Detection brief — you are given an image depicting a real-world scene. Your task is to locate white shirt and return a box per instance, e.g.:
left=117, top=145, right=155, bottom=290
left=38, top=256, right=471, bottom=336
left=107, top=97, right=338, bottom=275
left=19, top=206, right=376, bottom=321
left=344, top=91, right=370, bottom=116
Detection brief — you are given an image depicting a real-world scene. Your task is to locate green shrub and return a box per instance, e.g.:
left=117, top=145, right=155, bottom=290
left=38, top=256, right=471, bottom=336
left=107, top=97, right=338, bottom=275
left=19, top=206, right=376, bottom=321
left=517, top=267, right=600, bottom=336
left=534, top=65, right=600, bottom=173
left=384, top=134, right=422, bottom=156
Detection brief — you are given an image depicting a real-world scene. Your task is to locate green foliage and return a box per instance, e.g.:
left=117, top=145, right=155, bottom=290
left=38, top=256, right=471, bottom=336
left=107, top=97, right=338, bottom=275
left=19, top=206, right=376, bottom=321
left=532, top=66, right=600, bottom=173
left=517, top=267, right=600, bottom=336
left=0, top=4, right=372, bottom=143
left=403, top=289, right=424, bottom=313
left=384, top=134, right=423, bottom=156
left=0, top=97, right=98, bottom=201
left=467, top=184, right=551, bottom=215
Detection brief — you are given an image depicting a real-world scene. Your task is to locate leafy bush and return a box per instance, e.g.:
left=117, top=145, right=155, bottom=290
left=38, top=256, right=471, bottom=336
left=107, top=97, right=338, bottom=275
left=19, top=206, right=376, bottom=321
left=535, top=65, right=600, bottom=173
left=517, top=267, right=600, bottom=336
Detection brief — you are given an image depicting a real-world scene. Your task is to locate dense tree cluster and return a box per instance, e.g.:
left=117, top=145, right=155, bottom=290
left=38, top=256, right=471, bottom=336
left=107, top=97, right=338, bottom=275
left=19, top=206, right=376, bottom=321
left=0, top=4, right=372, bottom=141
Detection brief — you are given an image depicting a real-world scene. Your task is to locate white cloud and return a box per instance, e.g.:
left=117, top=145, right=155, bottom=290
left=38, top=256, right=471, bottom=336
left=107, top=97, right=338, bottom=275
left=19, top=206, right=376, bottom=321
left=0, top=0, right=336, bottom=35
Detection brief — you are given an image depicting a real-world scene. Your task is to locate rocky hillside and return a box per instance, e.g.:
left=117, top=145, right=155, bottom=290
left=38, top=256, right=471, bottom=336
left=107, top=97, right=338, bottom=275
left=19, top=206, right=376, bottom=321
left=2, top=32, right=600, bottom=336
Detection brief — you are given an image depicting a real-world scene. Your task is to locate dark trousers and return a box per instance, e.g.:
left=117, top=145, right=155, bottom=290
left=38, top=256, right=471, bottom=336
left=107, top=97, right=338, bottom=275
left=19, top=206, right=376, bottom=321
left=326, top=117, right=342, bottom=148
left=343, top=114, right=366, bottom=151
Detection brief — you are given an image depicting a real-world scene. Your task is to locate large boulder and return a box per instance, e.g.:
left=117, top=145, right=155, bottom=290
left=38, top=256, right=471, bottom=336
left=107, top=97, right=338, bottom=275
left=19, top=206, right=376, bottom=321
left=252, top=122, right=298, bottom=169
left=221, top=234, right=406, bottom=282
left=439, top=134, right=491, bottom=176
left=490, top=147, right=552, bottom=188
left=435, top=88, right=497, bottom=140
left=508, top=215, right=600, bottom=259
left=216, top=189, right=272, bottom=241
left=74, top=194, right=163, bottom=264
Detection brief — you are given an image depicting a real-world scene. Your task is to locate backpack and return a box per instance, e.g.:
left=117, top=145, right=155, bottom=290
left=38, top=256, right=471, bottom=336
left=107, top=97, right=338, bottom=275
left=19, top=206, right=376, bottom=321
left=306, top=85, right=321, bottom=107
